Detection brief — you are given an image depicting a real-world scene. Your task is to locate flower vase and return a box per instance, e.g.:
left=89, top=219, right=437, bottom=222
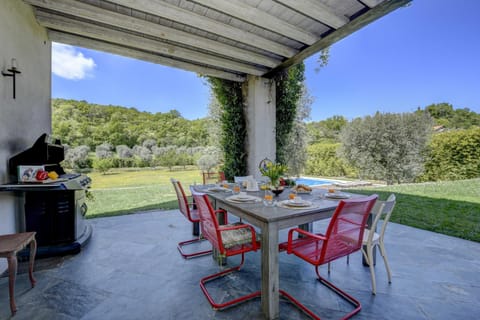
left=269, top=179, right=284, bottom=196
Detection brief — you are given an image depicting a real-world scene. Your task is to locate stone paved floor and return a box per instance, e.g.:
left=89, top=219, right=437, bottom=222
left=1, top=210, right=479, bottom=319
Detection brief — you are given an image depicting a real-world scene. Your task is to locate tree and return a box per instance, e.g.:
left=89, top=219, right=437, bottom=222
left=142, top=139, right=157, bottom=150
left=306, top=143, right=355, bottom=177
left=93, top=158, right=113, bottom=174
left=339, top=112, right=433, bottom=185
left=158, top=149, right=178, bottom=170
left=421, top=127, right=480, bottom=181
left=95, top=142, right=114, bottom=159
left=307, top=115, right=348, bottom=143
left=132, top=145, right=153, bottom=166
left=51, top=98, right=211, bottom=149
left=206, top=94, right=223, bottom=149
left=63, top=145, right=91, bottom=169
left=197, top=154, right=218, bottom=173
left=315, top=48, right=330, bottom=73
left=284, top=84, right=313, bottom=177
left=421, top=102, right=480, bottom=129
left=116, top=145, right=134, bottom=167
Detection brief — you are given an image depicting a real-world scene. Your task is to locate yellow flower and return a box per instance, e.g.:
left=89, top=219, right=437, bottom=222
left=260, top=162, right=288, bottom=187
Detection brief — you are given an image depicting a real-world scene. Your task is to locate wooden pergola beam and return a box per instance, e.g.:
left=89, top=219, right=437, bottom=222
left=25, top=0, right=281, bottom=68
left=360, top=0, right=386, bottom=8
left=36, top=10, right=267, bottom=76
left=109, top=0, right=298, bottom=58
left=191, top=0, right=319, bottom=44
left=49, top=30, right=245, bottom=82
left=263, top=0, right=412, bottom=78
left=274, top=0, right=349, bottom=29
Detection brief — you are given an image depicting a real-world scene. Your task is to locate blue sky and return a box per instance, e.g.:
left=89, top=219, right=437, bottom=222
left=52, top=0, right=480, bottom=121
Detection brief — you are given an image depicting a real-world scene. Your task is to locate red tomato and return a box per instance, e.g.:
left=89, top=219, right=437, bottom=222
left=36, top=170, right=49, bottom=180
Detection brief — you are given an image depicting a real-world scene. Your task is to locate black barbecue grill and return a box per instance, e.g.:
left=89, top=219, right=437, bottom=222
left=0, top=133, right=92, bottom=257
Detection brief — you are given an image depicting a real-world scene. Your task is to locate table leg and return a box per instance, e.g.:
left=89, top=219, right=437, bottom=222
left=7, top=256, right=18, bottom=315
left=261, top=223, right=280, bottom=320
left=192, top=221, right=199, bottom=237
left=29, top=238, right=37, bottom=287
left=297, top=223, right=312, bottom=238
left=362, top=213, right=376, bottom=266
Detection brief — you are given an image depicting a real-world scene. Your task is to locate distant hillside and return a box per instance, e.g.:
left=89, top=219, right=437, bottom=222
left=52, top=98, right=210, bottom=148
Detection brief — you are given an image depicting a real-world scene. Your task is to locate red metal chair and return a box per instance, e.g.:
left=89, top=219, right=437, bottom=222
left=202, top=171, right=225, bottom=185
left=279, top=194, right=378, bottom=320
left=191, top=189, right=261, bottom=310
left=171, top=178, right=212, bottom=259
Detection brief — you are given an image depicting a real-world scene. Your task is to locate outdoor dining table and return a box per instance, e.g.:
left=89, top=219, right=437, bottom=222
left=193, top=184, right=364, bottom=320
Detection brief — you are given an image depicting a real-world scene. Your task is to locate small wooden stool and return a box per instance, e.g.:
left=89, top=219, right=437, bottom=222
left=0, top=232, right=37, bottom=315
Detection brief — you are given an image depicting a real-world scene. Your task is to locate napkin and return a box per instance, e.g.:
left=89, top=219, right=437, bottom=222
left=246, top=178, right=259, bottom=191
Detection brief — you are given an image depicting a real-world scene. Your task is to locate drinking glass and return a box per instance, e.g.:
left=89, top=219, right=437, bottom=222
left=233, top=183, right=241, bottom=194
left=263, top=189, right=275, bottom=207
left=288, top=189, right=297, bottom=200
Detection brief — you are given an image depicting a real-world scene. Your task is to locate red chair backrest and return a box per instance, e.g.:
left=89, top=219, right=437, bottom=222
left=218, top=172, right=226, bottom=182
left=171, top=178, right=196, bottom=223
left=321, top=194, right=378, bottom=264
left=191, top=189, right=222, bottom=251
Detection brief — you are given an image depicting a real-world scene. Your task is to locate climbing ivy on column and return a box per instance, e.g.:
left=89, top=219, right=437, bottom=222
left=274, top=62, right=305, bottom=164
left=206, top=77, right=247, bottom=180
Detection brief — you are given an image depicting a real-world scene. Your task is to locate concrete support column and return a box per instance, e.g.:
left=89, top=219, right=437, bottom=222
left=244, top=75, right=276, bottom=179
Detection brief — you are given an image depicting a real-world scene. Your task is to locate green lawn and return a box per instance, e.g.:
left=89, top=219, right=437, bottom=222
left=349, top=178, right=480, bottom=242
left=85, top=168, right=480, bottom=242
left=85, top=167, right=205, bottom=218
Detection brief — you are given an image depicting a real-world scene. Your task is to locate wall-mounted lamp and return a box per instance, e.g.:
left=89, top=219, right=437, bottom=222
left=2, top=58, right=21, bottom=99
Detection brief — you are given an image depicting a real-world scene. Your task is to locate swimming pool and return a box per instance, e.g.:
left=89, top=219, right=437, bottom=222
left=295, top=177, right=338, bottom=186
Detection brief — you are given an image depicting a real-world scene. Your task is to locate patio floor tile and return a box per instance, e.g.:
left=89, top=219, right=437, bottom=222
left=1, top=210, right=479, bottom=319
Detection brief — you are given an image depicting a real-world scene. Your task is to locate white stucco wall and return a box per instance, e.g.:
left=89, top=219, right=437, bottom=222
left=0, top=1, right=51, bottom=239
left=244, top=75, right=276, bottom=179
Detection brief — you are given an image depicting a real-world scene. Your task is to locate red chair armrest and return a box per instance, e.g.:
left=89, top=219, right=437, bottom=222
left=287, top=228, right=326, bottom=253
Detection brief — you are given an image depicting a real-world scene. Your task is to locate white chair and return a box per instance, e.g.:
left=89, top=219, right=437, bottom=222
left=233, top=175, right=253, bottom=183
left=361, top=194, right=396, bottom=294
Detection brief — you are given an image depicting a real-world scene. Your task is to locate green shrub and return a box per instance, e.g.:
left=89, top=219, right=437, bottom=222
left=420, top=127, right=480, bottom=181
left=206, top=77, right=247, bottom=180
left=93, top=158, right=114, bottom=174
left=305, top=143, right=356, bottom=177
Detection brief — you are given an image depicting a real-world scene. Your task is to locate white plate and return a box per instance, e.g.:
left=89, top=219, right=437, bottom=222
left=229, top=195, right=257, bottom=201
left=226, top=195, right=261, bottom=203
left=237, top=196, right=253, bottom=200
left=207, top=187, right=231, bottom=192
left=285, top=200, right=312, bottom=207
left=324, top=192, right=350, bottom=199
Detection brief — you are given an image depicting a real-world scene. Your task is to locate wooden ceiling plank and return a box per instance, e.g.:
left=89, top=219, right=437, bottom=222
left=191, top=0, right=318, bottom=44
left=48, top=30, right=245, bottom=82
left=35, top=10, right=268, bottom=76
left=274, top=0, right=349, bottom=29
left=263, top=0, right=411, bottom=77
left=25, top=0, right=281, bottom=68
left=360, top=0, right=386, bottom=8
left=108, top=0, right=297, bottom=57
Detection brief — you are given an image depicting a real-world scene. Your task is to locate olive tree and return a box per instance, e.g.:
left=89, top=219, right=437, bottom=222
left=64, top=145, right=91, bottom=169
left=95, top=142, right=114, bottom=159
left=338, top=112, right=433, bottom=185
